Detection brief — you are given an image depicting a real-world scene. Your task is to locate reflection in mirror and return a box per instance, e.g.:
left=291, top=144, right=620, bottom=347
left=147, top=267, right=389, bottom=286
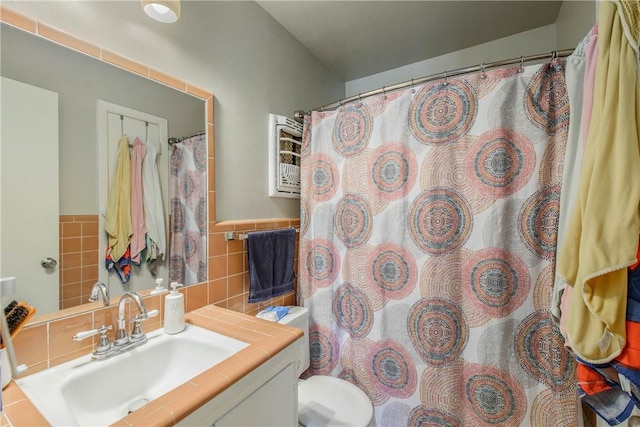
left=0, top=23, right=207, bottom=315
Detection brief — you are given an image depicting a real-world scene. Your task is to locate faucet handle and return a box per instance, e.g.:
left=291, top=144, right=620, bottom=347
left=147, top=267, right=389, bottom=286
left=130, top=310, right=159, bottom=342
left=136, top=309, right=159, bottom=322
left=72, top=325, right=112, bottom=341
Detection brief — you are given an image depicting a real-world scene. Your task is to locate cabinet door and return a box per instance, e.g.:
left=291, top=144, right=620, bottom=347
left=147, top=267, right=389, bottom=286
left=213, top=366, right=296, bottom=427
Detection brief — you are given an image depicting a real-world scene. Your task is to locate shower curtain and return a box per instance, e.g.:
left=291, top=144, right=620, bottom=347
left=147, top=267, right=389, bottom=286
left=169, top=133, right=208, bottom=285
left=299, top=60, right=578, bottom=426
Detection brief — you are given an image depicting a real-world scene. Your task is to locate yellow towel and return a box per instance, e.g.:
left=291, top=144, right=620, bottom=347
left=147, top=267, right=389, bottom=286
left=558, top=0, right=640, bottom=364
left=105, top=135, right=133, bottom=262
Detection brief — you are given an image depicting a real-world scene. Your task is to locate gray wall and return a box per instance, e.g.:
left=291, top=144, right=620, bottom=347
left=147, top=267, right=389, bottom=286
left=347, top=0, right=596, bottom=99
left=346, top=24, right=557, bottom=97
left=1, top=24, right=205, bottom=215
left=2, top=0, right=345, bottom=220
left=555, top=0, right=596, bottom=50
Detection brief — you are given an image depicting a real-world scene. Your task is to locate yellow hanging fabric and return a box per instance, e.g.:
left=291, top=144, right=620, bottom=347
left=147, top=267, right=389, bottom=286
left=105, top=135, right=133, bottom=262
left=558, top=0, right=640, bottom=364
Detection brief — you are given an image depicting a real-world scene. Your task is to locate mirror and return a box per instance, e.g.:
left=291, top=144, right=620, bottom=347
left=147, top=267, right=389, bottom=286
left=0, top=23, right=207, bottom=315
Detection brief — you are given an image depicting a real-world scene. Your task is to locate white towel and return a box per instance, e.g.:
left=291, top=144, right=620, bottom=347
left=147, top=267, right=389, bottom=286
left=142, top=140, right=166, bottom=265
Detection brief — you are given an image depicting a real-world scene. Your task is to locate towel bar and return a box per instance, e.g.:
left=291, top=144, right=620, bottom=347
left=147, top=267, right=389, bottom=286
left=224, top=228, right=299, bottom=241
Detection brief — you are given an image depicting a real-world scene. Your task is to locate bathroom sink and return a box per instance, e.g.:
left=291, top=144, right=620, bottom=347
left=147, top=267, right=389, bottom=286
left=16, top=324, right=248, bottom=426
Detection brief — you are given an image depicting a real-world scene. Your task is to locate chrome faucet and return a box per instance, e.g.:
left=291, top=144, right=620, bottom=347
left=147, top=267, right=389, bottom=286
left=114, top=292, right=149, bottom=346
left=88, top=281, right=109, bottom=306
left=73, top=292, right=158, bottom=361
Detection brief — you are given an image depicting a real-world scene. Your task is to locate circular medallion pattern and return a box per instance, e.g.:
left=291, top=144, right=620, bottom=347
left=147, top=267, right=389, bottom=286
left=530, top=389, right=579, bottom=427
left=515, top=310, right=576, bottom=393
left=333, top=283, right=374, bottom=338
left=195, top=198, right=207, bottom=235
left=181, top=172, right=196, bottom=202
left=463, top=363, right=526, bottom=425
left=462, top=248, right=530, bottom=318
left=300, top=197, right=310, bottom=237
left=170, top=146, right=183, bottom=176
left=193, top=138, right=207, bottom=172
left=420, top=360, right=465, bottom=413
left=421, top=138, right=496, bottom=214
left=533, top=264, right=554, bottom=311
left=465, top=128, right=536, bottom=198
left=301, top=115, right=312, bottom=156
left=408, top=298, right=468, bottom=366
left=307, top=154, right=339, bottom=202
left=368, top=339, right=417, bottom=398
left=303, top=239, right=340, bottom=287
left=525, top=61, right=569, bottom=135
left=408, top=406, right=460, bottom=427
left=335, top=193, right=373, bottom=248
left=169, top=255, right=185, bottom=283
left=369, top=143, right=417, bottom=201
left=518, top=184, right=561, bottom=261
left=368, top=243, right=417, bottom=300
left=170, top=199, right=185, bottom=233
left=332, top=104, right=373, bottom=157
left=308, top=324, right=339, bottom=374
left=184, top=231, right=199, bottom=265
left=409, top=189, right=472, bottom=256
left=409, top=80, right=477, bottom=145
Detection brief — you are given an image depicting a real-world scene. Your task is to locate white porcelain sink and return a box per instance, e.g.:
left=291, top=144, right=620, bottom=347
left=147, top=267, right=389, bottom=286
left=16, top=324, right=248, bottom=426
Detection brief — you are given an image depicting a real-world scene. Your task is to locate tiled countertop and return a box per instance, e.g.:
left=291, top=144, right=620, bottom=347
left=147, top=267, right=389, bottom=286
left=1, top=305, right=303, bottom=426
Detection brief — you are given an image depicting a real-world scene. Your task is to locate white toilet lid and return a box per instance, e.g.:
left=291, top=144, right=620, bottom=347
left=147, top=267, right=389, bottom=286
left=298, top=375, right=374, bottom=427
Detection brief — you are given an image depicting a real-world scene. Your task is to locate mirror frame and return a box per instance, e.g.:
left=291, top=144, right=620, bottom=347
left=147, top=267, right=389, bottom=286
left=0, top=6, right=215, bottom=325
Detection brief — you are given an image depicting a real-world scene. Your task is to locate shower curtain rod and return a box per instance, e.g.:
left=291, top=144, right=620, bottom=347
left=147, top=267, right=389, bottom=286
left=293, top=48, right=575, bottom=121
left=168, top=129, right=206, bottom=145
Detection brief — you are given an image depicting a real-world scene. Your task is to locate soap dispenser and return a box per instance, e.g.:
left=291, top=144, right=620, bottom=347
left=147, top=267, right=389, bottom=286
left=150, top=278, right=167, bottom=295
left=164, top=282, right=185, bottom=334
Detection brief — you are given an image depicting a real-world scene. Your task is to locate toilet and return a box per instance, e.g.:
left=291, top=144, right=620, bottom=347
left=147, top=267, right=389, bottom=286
left=258, top=306, right=376, bottom=427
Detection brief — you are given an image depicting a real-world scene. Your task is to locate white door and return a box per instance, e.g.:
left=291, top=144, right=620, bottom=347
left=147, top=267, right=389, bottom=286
left=97, top=101, right=168, bottom=298
left=0, top=77, right=59, bottom=312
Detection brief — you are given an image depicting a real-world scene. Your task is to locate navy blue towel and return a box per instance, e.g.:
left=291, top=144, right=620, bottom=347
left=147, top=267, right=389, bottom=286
left=247, top=228, right=296, bottom=303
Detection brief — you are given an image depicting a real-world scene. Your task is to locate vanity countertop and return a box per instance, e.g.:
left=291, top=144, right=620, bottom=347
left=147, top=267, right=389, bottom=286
left=1, top=305, right=303, bottom=427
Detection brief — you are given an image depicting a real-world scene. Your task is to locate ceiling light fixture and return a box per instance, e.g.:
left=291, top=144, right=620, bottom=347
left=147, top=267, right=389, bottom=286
left=141, top=0, right=181, bottom=23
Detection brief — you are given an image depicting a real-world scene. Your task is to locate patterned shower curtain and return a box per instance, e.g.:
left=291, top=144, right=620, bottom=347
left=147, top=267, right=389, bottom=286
left=299, top=60, right=578, bottom=426
left=169, top=134, right=208, bottom=285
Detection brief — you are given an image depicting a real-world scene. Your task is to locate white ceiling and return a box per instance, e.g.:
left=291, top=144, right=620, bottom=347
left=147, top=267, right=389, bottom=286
left=257, top=1, right=564, bottom=81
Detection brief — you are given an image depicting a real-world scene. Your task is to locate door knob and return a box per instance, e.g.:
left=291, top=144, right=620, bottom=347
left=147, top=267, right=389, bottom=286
left=41, top=257, right=57, bottom=269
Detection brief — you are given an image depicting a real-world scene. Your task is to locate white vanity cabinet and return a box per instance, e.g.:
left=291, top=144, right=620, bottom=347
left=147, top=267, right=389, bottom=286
left=177, top=338, right=300, bottom=427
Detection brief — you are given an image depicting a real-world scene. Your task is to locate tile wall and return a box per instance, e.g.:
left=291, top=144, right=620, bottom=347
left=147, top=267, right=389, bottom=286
left=59, top=215, right=99, bottom=309
left=15, top=219, right=299, bottom=374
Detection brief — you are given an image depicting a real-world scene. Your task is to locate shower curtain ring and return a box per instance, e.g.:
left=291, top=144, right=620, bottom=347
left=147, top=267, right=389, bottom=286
left=518, top=56, right=524, bottom=73
left=443, top=70, right=449, bottom=85
left=358, top=93, right=363, bottom=106
left=552, top=50, right=558, bottom=59
left=382, top=86, right=387, bottom=99
left=480, top=63, right=487, bottom=79
left=411, top=78, right=416, bottom=93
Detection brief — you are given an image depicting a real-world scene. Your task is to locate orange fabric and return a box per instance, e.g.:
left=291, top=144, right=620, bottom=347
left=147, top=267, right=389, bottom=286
left=578, top=363, right=613, bottom=395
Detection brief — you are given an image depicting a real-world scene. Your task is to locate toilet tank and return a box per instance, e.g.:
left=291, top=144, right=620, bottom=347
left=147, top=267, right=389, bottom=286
left=277, top=306, right=310, bottom=376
